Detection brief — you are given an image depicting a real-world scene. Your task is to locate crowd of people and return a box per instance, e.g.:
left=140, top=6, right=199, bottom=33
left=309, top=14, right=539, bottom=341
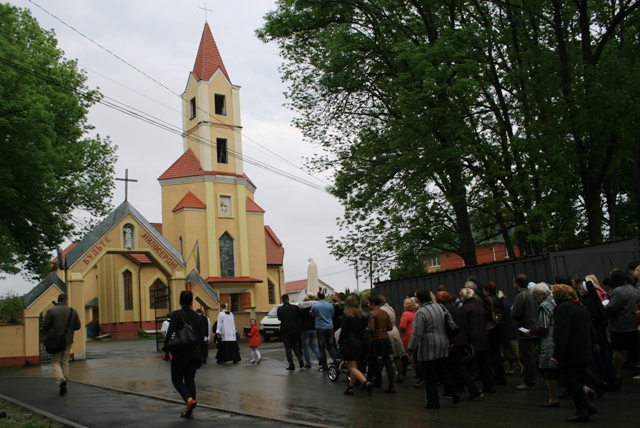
left=269, top=264, right=639, bottom=423
left=149, top=262, right=640, bottom=421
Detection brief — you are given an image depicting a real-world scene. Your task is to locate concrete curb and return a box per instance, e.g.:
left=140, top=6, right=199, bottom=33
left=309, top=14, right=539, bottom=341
left=0, top=392, right=87, bottom=428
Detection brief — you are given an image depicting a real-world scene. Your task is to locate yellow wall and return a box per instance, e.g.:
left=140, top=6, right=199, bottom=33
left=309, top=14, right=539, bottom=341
left=0, top=324, right=25, bottom=359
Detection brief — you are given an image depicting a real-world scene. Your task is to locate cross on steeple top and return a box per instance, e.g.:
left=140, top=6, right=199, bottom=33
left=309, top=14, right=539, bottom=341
left=199, top=2, right=212, bottom=22
left=115, top=169, right=138, bottom=201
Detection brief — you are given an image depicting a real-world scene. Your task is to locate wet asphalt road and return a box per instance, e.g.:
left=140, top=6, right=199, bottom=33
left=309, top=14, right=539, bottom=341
left=1, top=338, right=639, bottom=427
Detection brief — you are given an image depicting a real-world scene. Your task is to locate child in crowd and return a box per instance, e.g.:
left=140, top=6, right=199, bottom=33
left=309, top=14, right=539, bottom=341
left=246, top=318, right=261, bottom=363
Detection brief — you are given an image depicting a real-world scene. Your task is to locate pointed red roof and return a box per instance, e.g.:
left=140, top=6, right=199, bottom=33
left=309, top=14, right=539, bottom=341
left=173, top=191, right=207, bottom=212
left=246, top=197, right=265, bottom=213
left=265, top=225, right=284, bottom=265
left=158, top=149, right=203, bottom=180
left=158, top=148, right=257, bottom=181
left=192, top=22, right=230, bottom=83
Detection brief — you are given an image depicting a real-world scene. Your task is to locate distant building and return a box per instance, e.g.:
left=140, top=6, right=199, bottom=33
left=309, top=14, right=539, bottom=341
left=285, top=279, right=334, bottom=302
left=425, top=242, right=521, bottom=273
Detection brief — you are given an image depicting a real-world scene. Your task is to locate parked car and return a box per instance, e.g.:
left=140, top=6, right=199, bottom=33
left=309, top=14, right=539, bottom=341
left=259, top=304, right=282, bottom=342
left=259, top=302, right=299, bottom=341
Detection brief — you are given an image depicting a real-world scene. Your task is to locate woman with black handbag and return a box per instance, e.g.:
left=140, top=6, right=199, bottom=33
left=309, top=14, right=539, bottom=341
left=161, top=291, right=206, bottom=419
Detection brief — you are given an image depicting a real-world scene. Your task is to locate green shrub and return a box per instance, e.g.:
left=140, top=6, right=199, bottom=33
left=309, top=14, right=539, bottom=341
left=0, top=292, right=23, bottom=324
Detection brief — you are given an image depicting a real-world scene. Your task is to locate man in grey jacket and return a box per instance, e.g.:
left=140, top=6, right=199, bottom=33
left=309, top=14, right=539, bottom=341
left=512, top=274, right=538, bottom=390
left=42, top=294, right=81, bottom=395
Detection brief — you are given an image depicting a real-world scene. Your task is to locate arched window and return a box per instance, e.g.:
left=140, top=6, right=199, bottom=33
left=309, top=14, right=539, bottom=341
left=219, top=232, right=235, bottom=277
left=149, top=279, right=168, bottom=309
left=123, top=270, right=133, bottom=311
left=178, top=236, right=183, bottom=256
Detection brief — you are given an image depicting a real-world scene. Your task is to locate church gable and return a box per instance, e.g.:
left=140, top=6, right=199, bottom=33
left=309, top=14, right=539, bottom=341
left=22, top=272, right=66, bottom=309
left=65, top=201, right=184, bottom=273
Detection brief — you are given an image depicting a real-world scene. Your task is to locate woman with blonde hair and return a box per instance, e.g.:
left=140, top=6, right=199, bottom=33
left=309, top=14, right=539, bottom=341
left=399, top=298, right=418, bottom=383
left=585, top=274, right=608, bottom=302
left=338, top=295, right=372, bottom=396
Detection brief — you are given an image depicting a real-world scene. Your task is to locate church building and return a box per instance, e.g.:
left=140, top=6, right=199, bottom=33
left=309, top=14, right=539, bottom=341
left=3, top=22, right=285, bottom=366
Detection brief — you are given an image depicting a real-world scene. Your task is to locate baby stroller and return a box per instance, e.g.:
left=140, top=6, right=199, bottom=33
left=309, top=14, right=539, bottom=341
left=327, top=343, right=352, bottom=382
left=327, top=359, right=350, bottom=382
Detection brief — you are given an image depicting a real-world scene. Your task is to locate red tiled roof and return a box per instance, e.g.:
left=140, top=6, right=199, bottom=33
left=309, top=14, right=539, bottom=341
left=246, top=197, right=265, bottom=213
left=150, top=223, right=163, bottom=235
left=125, top=254, right=153, bottom=264
left=173, top=191, right=206, bottom=212
left=158, top=148, right=256, bottom=181
left=285, top=279, right=307, bottom=293
left=158, top=149, right=204, bottom=180
left=205, top=276, right=263, bottom=283
left=52, top=242, right=79, bottom=269
left=265, top=225, right=284, bottom=265
left=192, top=22, right=230, bottom=83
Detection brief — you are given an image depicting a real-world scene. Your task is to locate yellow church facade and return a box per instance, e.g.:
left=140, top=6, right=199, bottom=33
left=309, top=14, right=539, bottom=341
left=0, top=23, right=285, bottom=366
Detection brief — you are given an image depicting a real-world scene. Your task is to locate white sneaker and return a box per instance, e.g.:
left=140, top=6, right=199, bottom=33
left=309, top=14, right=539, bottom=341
left=250, top=360, right=255, bottom=364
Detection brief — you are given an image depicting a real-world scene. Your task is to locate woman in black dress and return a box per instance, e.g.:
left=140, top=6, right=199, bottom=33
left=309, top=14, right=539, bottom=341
left=339, top=295, right=373, bottom=396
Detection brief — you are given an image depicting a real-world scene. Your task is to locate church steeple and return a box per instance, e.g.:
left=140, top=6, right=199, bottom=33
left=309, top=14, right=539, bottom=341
left=191, top=22, right=230, bottom=83
left=181, top=22, right=242, bottom=175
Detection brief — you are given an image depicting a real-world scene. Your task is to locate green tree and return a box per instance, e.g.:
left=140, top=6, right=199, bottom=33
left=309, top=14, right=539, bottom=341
left=260, top=0, right=640, bottom=278
left=0, top=291, right=24, bottom=324
left=0, top=4, right=117, bottom=278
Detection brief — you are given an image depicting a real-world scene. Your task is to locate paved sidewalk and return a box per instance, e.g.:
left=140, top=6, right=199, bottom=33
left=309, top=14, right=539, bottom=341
left=1, top=339, right=639, bottom=427
left=0, top=376, right=305, bottom=428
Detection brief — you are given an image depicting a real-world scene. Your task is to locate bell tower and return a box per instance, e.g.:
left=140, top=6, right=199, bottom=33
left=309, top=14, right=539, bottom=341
left=181, top=22, right=243, bottom=176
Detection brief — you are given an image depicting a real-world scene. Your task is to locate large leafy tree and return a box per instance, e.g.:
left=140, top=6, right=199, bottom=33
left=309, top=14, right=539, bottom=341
left=0, top=4, right=117, bottom=278
left=260, top=0, right=640, bottom=279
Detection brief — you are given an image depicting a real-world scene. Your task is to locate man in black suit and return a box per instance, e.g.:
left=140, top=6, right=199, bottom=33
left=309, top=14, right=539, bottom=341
left=277, top=294, right=304, bottom=370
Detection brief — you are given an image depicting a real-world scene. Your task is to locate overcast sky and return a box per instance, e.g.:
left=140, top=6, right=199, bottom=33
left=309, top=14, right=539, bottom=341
left=1, top=0, right=374, bottom=296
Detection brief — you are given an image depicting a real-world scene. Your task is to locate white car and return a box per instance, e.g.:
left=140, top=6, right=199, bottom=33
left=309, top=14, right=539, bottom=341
left=259, top=302, right=299, bottom=341
left=259, top=304, right=282, bottom=342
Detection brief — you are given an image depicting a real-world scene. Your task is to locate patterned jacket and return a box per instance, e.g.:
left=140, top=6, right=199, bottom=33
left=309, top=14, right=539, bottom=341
left=408, top=302, right=449, bottom=362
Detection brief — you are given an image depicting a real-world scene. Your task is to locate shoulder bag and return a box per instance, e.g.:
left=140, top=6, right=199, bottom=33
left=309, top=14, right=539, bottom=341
left=487, top=297, right=504, bottom=331
left=168, top=310, right=199, bottom=350
left=438, top=304, right=460, bottom=341
left=45, top=308, right=73, bottom=354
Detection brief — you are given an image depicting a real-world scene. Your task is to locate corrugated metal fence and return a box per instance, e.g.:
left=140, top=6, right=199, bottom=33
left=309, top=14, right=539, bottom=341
left=377, top=238, right=640, bottom=323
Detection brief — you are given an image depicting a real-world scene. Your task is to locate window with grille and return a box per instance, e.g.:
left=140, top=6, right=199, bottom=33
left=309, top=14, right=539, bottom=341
left=123, top=270, right=133, bottom=311
left=219, top=232, right=235, bottom=277
left=149, top=279, right=167, bottom=309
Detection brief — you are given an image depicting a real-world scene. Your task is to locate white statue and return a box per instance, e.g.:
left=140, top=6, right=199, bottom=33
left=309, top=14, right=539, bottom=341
left=124, top=225, right=133, bottom=249
left=307, top=257, right=319, bottom=295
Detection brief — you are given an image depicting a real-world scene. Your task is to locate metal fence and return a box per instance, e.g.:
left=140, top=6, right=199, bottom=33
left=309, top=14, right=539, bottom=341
left=377, top=238, right=640, bottom=323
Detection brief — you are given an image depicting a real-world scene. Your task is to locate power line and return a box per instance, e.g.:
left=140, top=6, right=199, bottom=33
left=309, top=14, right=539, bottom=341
left=0, top=55, right=328, bottom=192
left=26, top=0, right=332, bottom=190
